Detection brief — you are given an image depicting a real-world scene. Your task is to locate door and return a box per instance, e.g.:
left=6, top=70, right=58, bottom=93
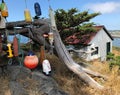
left=106, top=42, right=111, bottom=54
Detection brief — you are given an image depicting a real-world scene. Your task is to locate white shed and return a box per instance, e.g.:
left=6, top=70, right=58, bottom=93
left=66, top=25, right=113, bottom=61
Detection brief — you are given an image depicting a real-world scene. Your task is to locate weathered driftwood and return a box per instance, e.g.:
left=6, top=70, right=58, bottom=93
left=2, top=19, right=51, bottom=49
left=1, top=19, right=107, bottom=90
left=53, top=29, right=104, bottom=90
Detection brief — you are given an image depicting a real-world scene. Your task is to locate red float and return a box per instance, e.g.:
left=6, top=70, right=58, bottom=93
left=24, top=55, right=38, bottom=69
left=13, top=36, right=19, bottom=57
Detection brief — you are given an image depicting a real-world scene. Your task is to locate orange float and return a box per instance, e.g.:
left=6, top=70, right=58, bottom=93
left=39, top=46, right=45, bottom=64
left=24, top=52, right=38, bottom=69
left=13, top=36, right=19, bottom=57
left=1, top=0, right=9, bottom=18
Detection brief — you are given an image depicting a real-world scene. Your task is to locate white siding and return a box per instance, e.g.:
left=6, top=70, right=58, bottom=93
left=88, top=29, right=112, bottom=61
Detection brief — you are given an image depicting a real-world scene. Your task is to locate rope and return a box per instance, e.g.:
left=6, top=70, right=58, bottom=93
left=49, top=24, right=54, bottom=55
left=5, top=29, right=9, bottom=43
left=28, top=25, right=34, bottom=50
left=16, top=27, right=24, bottom=66
left=8, top=58, right=12, bottom=65
left=43, top=37, right=46, bottom=59
left=47, top=0, right=51, bottom=7
left=25, top=0, right=27, bottom=8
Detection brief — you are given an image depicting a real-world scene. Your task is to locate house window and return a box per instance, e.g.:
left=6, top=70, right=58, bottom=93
left=91, top=47, right=98, bottom=56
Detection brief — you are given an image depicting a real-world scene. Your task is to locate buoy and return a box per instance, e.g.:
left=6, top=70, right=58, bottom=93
left=48, top=32, right=54, bottom=45
left=34, top=2, right=41, bottom=16
left=24, top=51, right=38, bottom=69
left=1, top=0, right=8, bottom=18
left=42, top=59, right=51, bottom=75
left=24, top=9, right=32, bottom=23
left=13, top=36, right=19, bottom=57
left=0, top=12, right=6, bottom=29
left=39, top=46, right=45, bottom=64
left=6, top=43, right=13, bottom=58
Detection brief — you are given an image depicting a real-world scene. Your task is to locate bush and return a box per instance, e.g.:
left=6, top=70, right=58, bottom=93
left=107, top=54, right=120, bottom=70
left=106, top=52, right=115, bottom=61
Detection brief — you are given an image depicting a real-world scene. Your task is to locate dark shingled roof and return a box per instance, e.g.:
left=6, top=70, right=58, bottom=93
left=65, top=25, right=113, bottom=45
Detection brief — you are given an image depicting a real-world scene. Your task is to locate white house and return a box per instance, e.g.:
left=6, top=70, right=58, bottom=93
left=66, top=25, right=113, bottom=61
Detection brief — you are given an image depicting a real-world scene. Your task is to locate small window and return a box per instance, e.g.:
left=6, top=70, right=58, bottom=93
left=91, top=47, right=98, bottom=56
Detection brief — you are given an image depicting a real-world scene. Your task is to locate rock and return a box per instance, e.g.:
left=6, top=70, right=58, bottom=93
left=7, top=66, right=31, bottom=81
left=32, top=72, right=69, bottom=95
left=9, top=81, right=28, bottom=95
left=7, top=66, right=69, bottom=95
left=0, top=64, right=8, bottom=77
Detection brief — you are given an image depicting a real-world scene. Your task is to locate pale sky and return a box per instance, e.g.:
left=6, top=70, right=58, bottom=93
left=4, top=0, right=120, bottom=30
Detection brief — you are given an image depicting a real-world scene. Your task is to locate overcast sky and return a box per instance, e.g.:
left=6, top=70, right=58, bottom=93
left=4, top=0, right=120, bottom=30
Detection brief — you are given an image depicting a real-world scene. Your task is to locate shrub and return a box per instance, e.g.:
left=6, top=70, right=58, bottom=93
left=106, top=52, right=115, bottom=61
left=107, top=54, right=120, bottom=70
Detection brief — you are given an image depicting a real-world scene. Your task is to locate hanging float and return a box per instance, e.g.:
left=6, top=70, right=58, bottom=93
left=24, top=9, right=32, bottom=23
left=0, top=12, right=6, bottom=29
left=48, top=32, right=54, bottom=45
left=34, top=2, right=41, bottom=17
left=39, top=45, right=45, bottom=64
left=39, top=33, right=48, bottom=64
left=6, top=43, right=13, bottom=58
left=24, top=0, right=32, bottom=22
left=13, top=36, right=19, bottom=57
left=0, top=0, right=8, bottom=18
left=42, top=59, right=51, bottom=75
left=24, top=51, right=38, bottom=69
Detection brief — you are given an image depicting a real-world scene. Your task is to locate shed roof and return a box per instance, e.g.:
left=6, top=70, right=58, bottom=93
left=93, top=25, right=113, bottom=40
left=65, top=25, right=113, bottom=45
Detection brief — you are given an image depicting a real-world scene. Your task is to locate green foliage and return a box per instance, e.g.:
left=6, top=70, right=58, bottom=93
left=78, top=23, right=96, bottom=34
left=54, top=8, right=100, bottom=41
left=55, top=8, right=100, bottom=29
left=106, top=52, right=115, bottom=60
left=107, top=52, right=120, bottom=70
left=60, top=29, right=75, bottom=41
